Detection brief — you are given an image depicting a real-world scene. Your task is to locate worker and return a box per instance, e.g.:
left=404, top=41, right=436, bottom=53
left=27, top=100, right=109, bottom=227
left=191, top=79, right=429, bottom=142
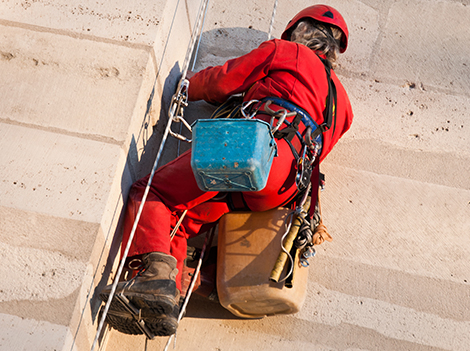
left=100, top=4, right=353, bottom=337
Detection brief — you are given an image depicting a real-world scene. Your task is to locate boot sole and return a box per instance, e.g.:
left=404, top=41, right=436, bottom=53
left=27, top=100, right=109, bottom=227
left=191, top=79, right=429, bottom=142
left=99, top=286, right=179, bottom=337
left=99, top=279, right=178, bottom=316
left=101, top=291, right=176, bottom=316
left=99, top=307, right=179, bottom=337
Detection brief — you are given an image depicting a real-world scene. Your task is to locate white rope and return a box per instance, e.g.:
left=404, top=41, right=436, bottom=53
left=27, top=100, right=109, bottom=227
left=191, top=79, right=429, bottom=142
left=163, top=227, right=216, bottom=351
left=90, top=1, right=210, bottom=350
left=267, top=0, right=278, bottom=40
left=91, top=83, right=179, bottom=351
left=277, top=181, right=311, bottom=283
left=177, top=0, right=210, bottom=156
left=191, top=0, right=210, bottom=72
left=182, top=0, right=211, bottom=80
left=170, top=209, right=188, bottom=240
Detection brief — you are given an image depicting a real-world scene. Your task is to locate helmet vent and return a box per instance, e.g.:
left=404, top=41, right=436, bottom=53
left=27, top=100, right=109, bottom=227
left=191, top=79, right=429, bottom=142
left=323, top=11, right=334, bottom=19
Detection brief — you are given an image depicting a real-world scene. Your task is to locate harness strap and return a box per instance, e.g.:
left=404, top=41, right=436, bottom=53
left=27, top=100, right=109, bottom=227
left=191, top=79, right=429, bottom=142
left=317, top=56, right=338, bottom=137
left=258, top=96, right=323, bottom=156
left=285, top=137, right=300, bottom=162
left=262, top=100, right=302, bottom=143
left=273, top=115, right=301, bottom=142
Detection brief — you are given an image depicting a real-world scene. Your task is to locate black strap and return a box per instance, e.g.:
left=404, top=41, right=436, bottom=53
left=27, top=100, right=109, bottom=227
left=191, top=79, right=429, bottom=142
left=272, top=113, right=303, bottom=143
left=284, top=137, right=300, bottom=162
left=317, top=56, right=338, bottom=136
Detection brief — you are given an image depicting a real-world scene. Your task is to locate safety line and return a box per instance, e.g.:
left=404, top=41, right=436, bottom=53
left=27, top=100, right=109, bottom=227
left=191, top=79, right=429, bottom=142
left=182, top=0, right=211, bottom=81
left=191, top=0, right=210, bottom=72
left=178, top=0, right=210, bottom=157
left=89, top=0, right=210, bottom=350
left=277, top=211, right=295, bottom=283
left=87, top=0, right=184, bottom=349
left=163, top=227, right=216, bottom=351
left=267, top=0, right=278, bottom=40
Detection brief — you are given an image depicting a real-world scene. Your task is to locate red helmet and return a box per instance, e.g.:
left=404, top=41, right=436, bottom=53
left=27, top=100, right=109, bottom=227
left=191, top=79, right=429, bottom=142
left=281, top=4, right=349, bottom=53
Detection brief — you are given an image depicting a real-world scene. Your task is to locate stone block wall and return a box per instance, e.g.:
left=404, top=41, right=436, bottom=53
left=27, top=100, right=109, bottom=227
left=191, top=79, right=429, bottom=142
left=0, top=0, right=201, bottom=350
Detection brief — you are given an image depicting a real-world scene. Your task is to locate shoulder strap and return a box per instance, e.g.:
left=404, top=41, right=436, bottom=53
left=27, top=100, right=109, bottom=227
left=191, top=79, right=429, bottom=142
left=316, top=57, right=337, bottom=137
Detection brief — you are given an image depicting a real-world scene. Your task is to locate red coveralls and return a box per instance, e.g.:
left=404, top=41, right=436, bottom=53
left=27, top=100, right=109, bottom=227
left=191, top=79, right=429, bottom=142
left=121, top=39, right=353, bottom=291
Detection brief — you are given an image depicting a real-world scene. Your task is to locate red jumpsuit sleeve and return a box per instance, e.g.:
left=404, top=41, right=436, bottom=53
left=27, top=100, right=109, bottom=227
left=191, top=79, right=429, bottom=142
left=187, top=40, right=277, bottom=103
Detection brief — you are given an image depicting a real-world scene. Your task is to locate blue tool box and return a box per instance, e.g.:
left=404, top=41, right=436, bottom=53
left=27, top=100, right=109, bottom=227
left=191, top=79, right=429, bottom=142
left=191, top=118, right=277, bottom=192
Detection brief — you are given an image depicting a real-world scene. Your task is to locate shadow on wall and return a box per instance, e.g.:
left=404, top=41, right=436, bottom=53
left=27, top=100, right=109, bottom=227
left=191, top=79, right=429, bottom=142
left=87, top=61, right=192, bottom=333
left=194, top=27, right=270, bottom=70
left=128, top=26, right=271, bottom=179
left=133, top=25, right=270, bottom=177
left=89, top=25, right=271, bottom=326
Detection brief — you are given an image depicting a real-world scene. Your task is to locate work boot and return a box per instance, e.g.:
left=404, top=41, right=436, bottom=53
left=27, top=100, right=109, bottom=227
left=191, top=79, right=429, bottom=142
left=102, top=301, right=180, bottom=337
left=99, top=252, right=180, bottom=337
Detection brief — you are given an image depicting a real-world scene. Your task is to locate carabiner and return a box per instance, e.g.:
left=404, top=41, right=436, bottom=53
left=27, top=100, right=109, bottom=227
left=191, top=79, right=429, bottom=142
left=300, top=246, right=316, bottom=267
left=270, top=109, right=288, bottom=133
left=295, top=145, right=308, bottom=189
left=240, top=99, right=260, bottom=119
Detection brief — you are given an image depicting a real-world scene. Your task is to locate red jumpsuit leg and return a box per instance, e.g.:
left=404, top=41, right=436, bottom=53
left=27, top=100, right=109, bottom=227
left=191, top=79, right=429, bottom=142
left=169, top=197, right=230, bottom=290
left=120, top=138, right=313, bottom=292
left=121, top=150, right=229, bottom=291
left=243, top=136, right=320, bottom=211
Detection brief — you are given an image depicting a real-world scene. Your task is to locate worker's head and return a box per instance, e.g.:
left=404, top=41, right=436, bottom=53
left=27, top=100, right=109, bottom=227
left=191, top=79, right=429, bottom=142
left=282, top=5, right=349, bottom=66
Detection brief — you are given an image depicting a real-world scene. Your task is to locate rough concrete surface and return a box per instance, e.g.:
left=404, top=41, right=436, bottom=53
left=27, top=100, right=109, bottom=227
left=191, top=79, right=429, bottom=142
left=0, top=0, right=469, bottom=350
left=0, top=0, right=196, bottom=349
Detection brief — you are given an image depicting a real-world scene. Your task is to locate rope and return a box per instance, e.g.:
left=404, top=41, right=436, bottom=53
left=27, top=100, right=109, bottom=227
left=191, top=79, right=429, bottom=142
left=267, top=0, right=278, bottom=40
left=177, top=0, right=210, bottom=157
left=191, top=0, right=210, bottom=72
left=163, top=227, right=216, bottom=351
left=277, top=212, right=294, bottom=283
left=182, top=0, right=211, bottom=80
left=89, top=1, right=210, bottom=350
left=170, top=209, right=188, bottom=240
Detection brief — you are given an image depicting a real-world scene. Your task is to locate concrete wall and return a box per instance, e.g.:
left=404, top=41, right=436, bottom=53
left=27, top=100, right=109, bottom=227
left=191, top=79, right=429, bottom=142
left=0, top=0, right=201, bottom=350
left=1, top=0, right=469, bottom=350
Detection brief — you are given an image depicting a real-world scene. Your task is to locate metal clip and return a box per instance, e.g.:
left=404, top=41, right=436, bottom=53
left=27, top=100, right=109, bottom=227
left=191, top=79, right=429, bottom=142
left=295, top=145, right=311, bottom=191
left=270, top=109, right=288, bottom=133
left=168, top=79, right=193, bottom=143
left=240, top=99, right=260, bottom=119
left=169, top=79, right=189, bottom=119
left=304, top=127, right=321, bottom=161
left=300, top=246, right=316, bottom=267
